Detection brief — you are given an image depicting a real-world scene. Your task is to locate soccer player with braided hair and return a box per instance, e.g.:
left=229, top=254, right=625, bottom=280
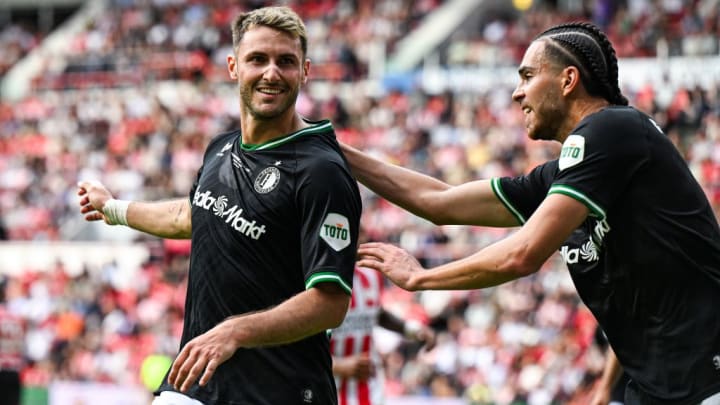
left=341, top=21, right=720, bottom=404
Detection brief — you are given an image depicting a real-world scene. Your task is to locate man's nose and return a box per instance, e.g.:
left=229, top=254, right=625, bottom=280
left=263, top=63, right=281, bottom=81
left=511, top=86, right=524, bottom=103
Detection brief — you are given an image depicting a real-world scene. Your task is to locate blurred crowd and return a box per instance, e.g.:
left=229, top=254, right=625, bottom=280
left=1, top=0, right=720, bottom=404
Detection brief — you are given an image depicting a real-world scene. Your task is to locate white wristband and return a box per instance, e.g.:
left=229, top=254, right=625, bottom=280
left=404, top=320, right=422, bottom=339
left=102, top=199, right=130, bottom=226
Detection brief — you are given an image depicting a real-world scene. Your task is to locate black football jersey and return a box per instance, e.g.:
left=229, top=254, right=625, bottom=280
left=495, top=107, right=720, bottom=404
left=158, top=119, right=361, bottom=405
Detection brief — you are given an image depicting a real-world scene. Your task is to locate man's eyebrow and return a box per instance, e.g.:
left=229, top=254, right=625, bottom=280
left=518, top=66, right=535, bottom=75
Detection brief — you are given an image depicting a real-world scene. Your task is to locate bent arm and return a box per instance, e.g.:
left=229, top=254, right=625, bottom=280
left=360, top=194, right=588, bottom=291
left=78, top=180, right=192, bottom=239
left=169, top=282, right=350, bottom=391
left=225, top=282, right=349, bottom=347
left=340, top=143, right=517, bottom=227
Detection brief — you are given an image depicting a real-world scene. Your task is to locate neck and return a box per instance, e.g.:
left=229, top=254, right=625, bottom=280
left=240, top=111, right=309, bottom=145
left=557, top=98, right=610, bottom=143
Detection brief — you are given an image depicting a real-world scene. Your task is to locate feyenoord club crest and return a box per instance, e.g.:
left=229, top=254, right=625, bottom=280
left=254, top=166, right=281, bottom=194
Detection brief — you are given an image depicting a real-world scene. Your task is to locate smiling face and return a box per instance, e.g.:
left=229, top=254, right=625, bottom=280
left=511, top=40, right=568, bottom=142
left=227, top=25, right=309, bottom=122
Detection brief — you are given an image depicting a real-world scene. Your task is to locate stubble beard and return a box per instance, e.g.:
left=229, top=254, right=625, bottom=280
left=240, top=82, right=300, bottom=121
left=527, top=92, right=565, bottom=142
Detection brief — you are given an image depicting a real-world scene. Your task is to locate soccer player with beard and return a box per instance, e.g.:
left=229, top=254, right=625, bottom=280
left=78, top=6, right=361, bottom=405
left=341, top=22, right=720, bottom=404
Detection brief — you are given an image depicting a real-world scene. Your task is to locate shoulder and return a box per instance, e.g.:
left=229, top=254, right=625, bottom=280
left=575, top=106, right=649, bottom=139
left=205, top=130, right=240, bottom=153
left=294, top=121, right=349, bottom=172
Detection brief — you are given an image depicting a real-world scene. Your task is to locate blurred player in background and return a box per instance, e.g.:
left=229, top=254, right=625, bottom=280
left=78, top=6, right=361, bottom=405
left=342, top=21, right=720, bottom=404
left=331, top=265, right=435, bottom=405
left=0, top=276, right=25, bottom=405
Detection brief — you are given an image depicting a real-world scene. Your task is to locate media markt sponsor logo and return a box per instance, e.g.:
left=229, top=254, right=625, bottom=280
left=193, top=189, right=267, bottom=240
left=320, top=213, right=351, bottom=251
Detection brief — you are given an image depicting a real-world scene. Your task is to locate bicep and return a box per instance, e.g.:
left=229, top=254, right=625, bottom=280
left=431, top=179, right=520, bottom=227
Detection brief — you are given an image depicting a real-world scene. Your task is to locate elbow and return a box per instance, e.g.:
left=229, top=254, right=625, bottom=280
left=326, top=296, right=351, bottom=329
left=504, top=255, right=542, bottom=279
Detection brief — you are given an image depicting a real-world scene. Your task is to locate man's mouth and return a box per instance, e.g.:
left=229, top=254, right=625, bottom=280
left=257, top=87, right=283, bottom=95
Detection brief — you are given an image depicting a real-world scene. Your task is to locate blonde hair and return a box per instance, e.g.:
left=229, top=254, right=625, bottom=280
left=231, top=6, right=307, bottom=57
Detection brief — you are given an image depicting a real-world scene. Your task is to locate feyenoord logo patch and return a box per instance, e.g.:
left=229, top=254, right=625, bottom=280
left=254, top=167, right=280, bottom=194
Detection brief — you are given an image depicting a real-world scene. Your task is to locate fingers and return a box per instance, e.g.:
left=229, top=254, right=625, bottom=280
left=167, top=337, right=232, bottom=392
left=167, top=346, right=190, bottom=388
left=199, top=358, right=219, bottom=387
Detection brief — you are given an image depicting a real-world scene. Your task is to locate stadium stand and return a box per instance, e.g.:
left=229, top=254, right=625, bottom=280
left=0, top=0, right=719, bottom=404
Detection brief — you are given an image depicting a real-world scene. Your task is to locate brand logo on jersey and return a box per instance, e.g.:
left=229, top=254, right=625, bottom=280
left=713, top=355, right=720, bottom=370
left=320, top=213, right=351, bottom=251
left=559, top=218, right=609, bottom=265
left=254, top=167, right=280, bottom=194
left=231, top=152, right=243, bottom=169
left=193, top=189, right=267, bottom=240
left=216, top=142, right=233, bottom=156
left=648, top=118, right=664, bottom=135
left=559, top=134, right=585, bottom=170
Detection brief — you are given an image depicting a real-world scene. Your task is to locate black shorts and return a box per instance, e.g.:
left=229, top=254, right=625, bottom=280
left=0, top=370, right=20, bottom=405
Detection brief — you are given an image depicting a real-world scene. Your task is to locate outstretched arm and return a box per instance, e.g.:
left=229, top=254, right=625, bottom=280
left=168, top=282, right=350, bottom=392
left=340, top=143, right=517, bottom=227
left=78, top=180, right=192, bottom=239
left=359, top=194, right=589, bottom=290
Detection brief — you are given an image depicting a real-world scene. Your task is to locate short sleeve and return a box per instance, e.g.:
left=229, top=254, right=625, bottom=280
left=494, top=161, right=559, bottom=225
left=550, top=109, right=649, bottom=220
left=297, top=158, right=361, bottom=295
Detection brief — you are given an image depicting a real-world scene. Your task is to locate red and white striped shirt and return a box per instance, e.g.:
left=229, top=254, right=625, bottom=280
left=0, top=306, right=24, bottom=371
left=331, top=266, right=384, bottom=405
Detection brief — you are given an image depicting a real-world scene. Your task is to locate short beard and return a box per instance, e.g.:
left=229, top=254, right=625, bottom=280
left=529, top=91, right=565, bottom=141
left=240, top=82, right=299, bottom=120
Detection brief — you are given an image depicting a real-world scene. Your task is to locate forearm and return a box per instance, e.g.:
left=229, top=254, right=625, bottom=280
left=341, top=143, right=451, bottom=222
left=225, top=285, right=349, bottom=348
left=409, top=233, right=543, bottom=290
left=125, top=198, right=192, bottom=239
left=598, top=347, right=623, bottom=392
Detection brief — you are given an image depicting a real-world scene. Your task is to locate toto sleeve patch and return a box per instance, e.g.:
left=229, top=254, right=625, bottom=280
left=559, top=134, right=585, bottom=171
left=320, top=213, right=351, bottom=251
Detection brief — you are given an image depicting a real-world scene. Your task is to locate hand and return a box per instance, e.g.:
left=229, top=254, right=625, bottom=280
left=334, top=353, right=375, bottom=380
left=356, top=242, right=424, bottom=291
left=415, top=326, right=436, bottom=351
left=77, top=180, right=113, bottom=223
left=168, top=320, right=238, bottom=392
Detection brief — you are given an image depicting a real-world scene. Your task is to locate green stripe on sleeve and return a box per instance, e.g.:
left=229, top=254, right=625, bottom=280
left=305, top=272, right=352, bottom=295
left=548, top=184, right=606, bottom=220
left=490, top=177, right=526, bottom=225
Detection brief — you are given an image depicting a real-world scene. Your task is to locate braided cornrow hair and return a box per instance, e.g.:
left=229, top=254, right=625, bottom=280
left=535, top=21, right=629, bottom=106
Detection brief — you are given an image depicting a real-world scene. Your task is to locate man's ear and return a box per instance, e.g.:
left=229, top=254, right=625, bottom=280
left=562, top=66, right=580, bottom=95
left=302, top=58, right=310, bottom=85
left=227, top=54, right=237, bottom=80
